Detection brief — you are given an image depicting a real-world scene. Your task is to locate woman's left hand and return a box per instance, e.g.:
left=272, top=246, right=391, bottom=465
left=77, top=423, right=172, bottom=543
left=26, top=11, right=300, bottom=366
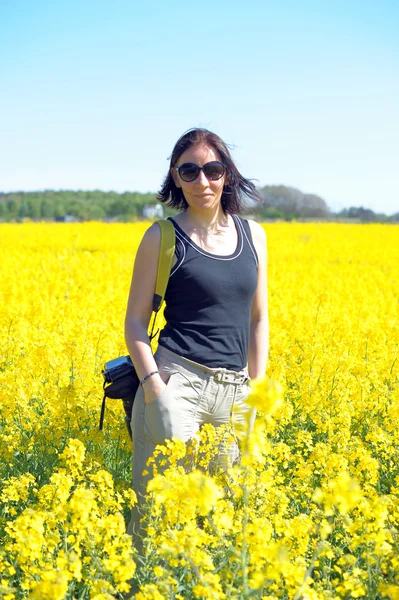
left=142, top=373, right=167, bottom=405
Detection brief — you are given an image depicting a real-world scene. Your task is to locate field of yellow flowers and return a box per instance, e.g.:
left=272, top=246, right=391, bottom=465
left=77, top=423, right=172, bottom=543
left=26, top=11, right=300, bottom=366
left=0, top=221, right=398, bottom=600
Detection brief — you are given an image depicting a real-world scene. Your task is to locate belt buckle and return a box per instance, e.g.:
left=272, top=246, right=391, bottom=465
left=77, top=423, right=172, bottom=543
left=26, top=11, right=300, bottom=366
left=213, top=370, right=223, bottom=383
left=213, top=369, right=227, bottom=383
left=213, top=370, right=246, bottom=385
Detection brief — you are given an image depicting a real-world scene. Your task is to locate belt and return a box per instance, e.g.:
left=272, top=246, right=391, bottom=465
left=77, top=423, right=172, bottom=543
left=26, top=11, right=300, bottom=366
left=212, top=369, right=249, bottom=385
left=156, top=345, right=249, bottom=384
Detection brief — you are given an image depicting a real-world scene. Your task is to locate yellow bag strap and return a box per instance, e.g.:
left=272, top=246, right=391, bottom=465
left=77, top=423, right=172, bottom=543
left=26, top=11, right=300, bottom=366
left=152, top=219, right=176, bottom=313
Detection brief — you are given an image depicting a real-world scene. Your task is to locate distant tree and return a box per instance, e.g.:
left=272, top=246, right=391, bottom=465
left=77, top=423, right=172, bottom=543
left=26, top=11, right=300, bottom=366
left=299, top=194, right=330, bottom=218
left=54, top=201, right=66, bottom=219
left=7, top=199, right=18, bottom=219
left=18, top=201, right=28, bottom=219
left=84, top=205, right=106, bottom=220
left=257, top=185, right=331, bottom=219
left=335, top=206, right=388, bottom=223
left=347, top=207, right=377, bottom=222
left=261, top=207, right=285, bottom=219
left=28, top=197, right=41, bottom=219
left=41, top=198, right=55, bottom=219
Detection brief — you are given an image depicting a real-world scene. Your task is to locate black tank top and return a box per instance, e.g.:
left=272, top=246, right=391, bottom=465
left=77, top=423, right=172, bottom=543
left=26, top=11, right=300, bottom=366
left=158, top=215, right=259, bottom=371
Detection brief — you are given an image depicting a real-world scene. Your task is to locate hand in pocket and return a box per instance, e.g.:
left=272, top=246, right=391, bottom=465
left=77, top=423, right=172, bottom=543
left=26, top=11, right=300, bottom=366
left=143, top=372, right=169, bottom=405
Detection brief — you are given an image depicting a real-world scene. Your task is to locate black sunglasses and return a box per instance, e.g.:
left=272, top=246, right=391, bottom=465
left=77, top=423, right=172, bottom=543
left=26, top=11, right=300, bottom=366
left=175, top=161, right=226, bottom=183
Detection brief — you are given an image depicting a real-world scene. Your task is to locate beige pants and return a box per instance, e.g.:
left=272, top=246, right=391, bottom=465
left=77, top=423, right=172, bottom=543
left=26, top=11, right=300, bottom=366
left=127, top=345, right=255, bottom=544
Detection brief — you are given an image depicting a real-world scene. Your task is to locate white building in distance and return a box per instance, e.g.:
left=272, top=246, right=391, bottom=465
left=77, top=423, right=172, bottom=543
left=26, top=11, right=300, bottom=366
left=143, top=204, right=164, bottom=219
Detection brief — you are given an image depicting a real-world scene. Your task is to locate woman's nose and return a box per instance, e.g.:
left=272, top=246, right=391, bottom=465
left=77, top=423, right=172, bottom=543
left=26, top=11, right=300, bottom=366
left=195, top=169, right=209, bottom=186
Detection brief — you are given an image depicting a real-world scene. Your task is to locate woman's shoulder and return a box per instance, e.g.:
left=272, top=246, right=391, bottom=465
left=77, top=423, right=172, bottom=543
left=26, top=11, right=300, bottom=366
left=242, top=218, right=267, bottom=263
left=166, top=212, right=184, bottom=226
left=241, top=218, right=266, bottom=243
left=139, top=221, right=162, bottom=255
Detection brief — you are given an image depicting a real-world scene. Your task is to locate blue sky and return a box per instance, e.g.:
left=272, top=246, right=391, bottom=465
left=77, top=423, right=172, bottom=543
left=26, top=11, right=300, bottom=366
left=1, top=0, right=398, bottom=214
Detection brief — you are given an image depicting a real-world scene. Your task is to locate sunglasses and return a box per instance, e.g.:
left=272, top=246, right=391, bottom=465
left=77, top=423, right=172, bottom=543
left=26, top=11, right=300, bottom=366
left=175, top=161, right=226, bottom=183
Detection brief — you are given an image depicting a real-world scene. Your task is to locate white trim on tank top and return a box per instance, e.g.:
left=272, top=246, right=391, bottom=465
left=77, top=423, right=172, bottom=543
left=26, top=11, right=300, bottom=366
left=170, top=233, right=186, bottom=277
left=168, top=214, right=244, bottom=266
left=235, top=217, right=259, bottom=267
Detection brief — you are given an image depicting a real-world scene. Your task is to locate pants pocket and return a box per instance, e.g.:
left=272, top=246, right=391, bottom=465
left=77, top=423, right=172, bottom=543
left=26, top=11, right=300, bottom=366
left=232, top=385, right=257, bottom=433
left=144, top=371, right=182, bottom=445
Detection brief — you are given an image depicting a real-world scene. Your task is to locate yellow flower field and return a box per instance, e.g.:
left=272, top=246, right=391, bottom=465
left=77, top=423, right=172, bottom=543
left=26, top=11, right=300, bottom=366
left=0, top=221, right=398, bottom=599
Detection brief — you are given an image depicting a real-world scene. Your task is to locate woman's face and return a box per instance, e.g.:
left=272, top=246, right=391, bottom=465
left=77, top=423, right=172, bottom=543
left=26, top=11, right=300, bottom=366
left=172, top=144, right=226, bottom=213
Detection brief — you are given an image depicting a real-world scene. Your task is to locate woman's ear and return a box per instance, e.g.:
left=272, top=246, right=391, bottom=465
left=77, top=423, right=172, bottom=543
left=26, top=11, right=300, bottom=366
left=171, top=167, right=181, bottom=188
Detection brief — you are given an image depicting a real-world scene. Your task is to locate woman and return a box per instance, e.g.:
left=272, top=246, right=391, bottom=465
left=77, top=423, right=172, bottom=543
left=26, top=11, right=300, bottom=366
left=124, top=128, right=269, bottom=542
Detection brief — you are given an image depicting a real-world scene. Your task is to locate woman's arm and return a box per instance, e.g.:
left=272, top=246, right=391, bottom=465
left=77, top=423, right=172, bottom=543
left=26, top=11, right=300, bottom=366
left=124, top=223, right=167, bottom=403
left=247, top=220, right=269, bottom=380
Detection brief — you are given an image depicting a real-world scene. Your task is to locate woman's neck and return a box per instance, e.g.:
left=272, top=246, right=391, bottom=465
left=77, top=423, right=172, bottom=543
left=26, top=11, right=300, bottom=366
left=182, top=206, right=229, bottom=234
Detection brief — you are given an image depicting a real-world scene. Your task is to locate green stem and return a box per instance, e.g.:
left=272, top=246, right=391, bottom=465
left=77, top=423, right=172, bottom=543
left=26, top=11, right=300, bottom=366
left=241, top=477, right=249, bottom=598
left=292, top=540, right=323, bottom=600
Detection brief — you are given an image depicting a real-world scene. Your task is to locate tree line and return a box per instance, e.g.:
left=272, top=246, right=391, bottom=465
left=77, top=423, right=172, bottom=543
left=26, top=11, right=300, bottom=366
left=0, top=188, right=397, bottom=223
left=254, top=186, right=397, bottom=222
left=0, top=190, right=157, bottom=221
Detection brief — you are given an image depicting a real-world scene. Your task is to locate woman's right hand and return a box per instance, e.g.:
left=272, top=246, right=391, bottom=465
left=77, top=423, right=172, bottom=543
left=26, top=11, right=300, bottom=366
left=142, top=373, right=167, bottom=405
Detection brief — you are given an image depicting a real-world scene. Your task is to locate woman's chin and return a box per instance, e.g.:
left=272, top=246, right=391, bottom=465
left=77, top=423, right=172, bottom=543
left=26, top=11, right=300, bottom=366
left=188, top=195, right=221, bottom=211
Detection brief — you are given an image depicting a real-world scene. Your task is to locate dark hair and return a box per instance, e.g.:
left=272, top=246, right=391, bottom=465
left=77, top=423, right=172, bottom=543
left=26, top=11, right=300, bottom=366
left=157, top=128, right=262, bottom=214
